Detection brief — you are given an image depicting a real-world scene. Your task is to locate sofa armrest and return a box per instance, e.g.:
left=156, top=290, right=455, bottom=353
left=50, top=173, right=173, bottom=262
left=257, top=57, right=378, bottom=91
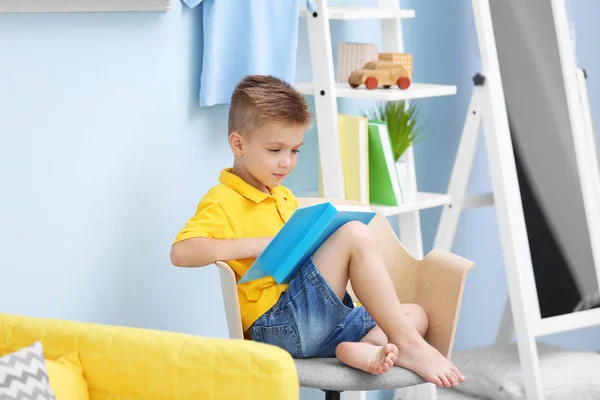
left=0, top=313, right=298, bottom=400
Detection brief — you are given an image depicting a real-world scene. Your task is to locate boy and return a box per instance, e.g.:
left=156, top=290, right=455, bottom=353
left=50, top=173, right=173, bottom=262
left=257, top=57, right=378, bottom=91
left=171, top=75, right=465, bottom=387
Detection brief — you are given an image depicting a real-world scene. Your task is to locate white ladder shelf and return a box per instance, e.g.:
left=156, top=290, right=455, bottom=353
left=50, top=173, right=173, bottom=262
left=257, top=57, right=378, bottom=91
left=299, top=1, right=458, bottom=399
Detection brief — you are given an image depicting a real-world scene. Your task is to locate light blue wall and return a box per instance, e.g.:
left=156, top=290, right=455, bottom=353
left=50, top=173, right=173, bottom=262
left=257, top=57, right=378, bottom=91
left=0, top=1, right=598, bottom=400
left=0, top=2, right=231, bottom=338
left=568, top=0, right=600, bottom=156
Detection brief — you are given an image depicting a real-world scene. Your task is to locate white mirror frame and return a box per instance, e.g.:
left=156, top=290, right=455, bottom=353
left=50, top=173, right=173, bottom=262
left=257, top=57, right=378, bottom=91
left=0, top=0, right=171, bottom=13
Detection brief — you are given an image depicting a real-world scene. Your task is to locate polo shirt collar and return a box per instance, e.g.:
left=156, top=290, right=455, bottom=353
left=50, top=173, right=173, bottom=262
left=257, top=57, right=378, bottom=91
left=219, top=168, right=279, bottom=203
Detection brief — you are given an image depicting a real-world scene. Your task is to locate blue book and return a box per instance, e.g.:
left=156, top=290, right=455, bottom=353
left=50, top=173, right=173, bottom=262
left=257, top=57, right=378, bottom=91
left=238, top=202, right=376, bottom=284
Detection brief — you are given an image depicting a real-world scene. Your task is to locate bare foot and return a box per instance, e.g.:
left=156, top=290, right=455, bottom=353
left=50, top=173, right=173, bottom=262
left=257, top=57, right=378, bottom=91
left=393, top=335, right=466, bottom=387
left=336, top=342, right=399, bottom=375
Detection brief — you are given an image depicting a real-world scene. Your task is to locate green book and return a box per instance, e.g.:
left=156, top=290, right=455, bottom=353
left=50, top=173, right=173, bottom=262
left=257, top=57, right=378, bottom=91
left=368, top=120, right=404, bottom=205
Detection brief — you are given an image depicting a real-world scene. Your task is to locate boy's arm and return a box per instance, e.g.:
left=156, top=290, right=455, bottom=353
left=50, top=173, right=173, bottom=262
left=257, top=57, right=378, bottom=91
left=170, top=237, right=272, bottom=268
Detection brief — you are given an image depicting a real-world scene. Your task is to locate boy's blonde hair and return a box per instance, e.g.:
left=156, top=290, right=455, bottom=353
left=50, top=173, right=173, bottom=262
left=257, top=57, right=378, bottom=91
left=228, top=75, right=312, bottom=135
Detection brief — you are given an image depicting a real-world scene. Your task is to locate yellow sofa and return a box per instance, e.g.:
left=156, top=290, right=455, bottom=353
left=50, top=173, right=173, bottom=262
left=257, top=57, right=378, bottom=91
left=0, top=313, right=299, bottom=399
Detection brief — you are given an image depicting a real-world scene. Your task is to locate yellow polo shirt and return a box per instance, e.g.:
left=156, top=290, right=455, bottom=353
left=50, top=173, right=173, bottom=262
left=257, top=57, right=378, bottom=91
left=173, top=168, right=298, bottom=333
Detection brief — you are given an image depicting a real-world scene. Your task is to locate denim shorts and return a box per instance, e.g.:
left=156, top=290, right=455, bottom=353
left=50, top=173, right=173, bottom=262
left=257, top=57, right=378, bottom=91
left=248, top=257, right=376, bottom=358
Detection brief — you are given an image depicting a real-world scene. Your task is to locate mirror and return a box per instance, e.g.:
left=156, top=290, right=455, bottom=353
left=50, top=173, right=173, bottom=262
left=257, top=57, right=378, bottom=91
left=489, top=0, right=600, bottom=317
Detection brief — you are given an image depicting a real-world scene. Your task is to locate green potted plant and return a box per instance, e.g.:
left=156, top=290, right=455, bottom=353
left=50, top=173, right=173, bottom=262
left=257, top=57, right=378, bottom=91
left=364, top=100, right=427, bottom=201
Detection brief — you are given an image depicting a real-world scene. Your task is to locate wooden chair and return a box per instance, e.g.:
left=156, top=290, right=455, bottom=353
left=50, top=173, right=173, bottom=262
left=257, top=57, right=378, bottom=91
left=216, top=198, right=475, bottom=399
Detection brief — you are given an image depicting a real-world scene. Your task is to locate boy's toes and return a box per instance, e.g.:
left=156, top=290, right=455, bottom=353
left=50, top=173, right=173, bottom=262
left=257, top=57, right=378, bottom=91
left=448, top=371, right=459, bottom=386
left=440, top=374, right=452, bottom=387
left=385, top=355, right=394, bottom=368
left=453, top=367, right=466, bottom=382
left=432, top=376, right=443, bottom=387
left=387, top=350, right=398, bottom=363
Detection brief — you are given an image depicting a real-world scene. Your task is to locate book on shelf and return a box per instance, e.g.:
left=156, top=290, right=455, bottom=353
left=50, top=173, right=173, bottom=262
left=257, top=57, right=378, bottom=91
left=317, top=116, right=405, bottom=206
left=368, top=120, right=405, bottom=205
left=238, top=202, right=376, bottom=284
left=338, top=114, right=369, bottom=203
left=318, top=114, right=370, bottom=203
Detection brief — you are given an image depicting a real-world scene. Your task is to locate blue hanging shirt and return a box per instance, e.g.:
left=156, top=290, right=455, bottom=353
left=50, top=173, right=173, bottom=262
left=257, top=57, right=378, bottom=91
left=182, top=0, right=316, bottom=107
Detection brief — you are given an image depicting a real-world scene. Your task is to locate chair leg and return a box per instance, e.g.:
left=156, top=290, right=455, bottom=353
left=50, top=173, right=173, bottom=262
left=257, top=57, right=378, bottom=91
left=323, top=391, right=341, bottom=400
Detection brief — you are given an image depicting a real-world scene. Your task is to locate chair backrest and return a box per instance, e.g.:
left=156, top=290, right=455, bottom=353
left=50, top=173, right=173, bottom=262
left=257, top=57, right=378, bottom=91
left=216, top=260, right=245, bottom=339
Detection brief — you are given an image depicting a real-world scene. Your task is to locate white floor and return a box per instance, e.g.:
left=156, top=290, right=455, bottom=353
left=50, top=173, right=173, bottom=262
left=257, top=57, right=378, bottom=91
left=437, top=388, right=486, bottom=400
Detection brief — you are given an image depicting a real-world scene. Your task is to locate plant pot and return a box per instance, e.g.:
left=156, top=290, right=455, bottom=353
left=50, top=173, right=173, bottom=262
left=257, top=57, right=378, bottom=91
left=395, top=159, right=414, bottom=203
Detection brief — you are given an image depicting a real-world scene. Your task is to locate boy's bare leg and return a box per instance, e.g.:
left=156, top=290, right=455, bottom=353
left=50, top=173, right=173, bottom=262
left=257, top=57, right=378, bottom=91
left=312, top=222, right=465, bottom=388
left=361, top=304, right=429, bottom=346
left=335, top=342, right=398, bottom=375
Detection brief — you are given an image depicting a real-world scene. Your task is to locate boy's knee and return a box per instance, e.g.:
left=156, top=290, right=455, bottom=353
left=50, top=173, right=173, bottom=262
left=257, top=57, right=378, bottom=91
left=405, top=303, right=427, bottom=319
left=337, top=221, right=375, bottom=247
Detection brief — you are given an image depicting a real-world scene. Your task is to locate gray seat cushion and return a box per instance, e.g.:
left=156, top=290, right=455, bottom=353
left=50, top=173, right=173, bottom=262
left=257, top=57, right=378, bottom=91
left=295, top=358, right=424, bottom=391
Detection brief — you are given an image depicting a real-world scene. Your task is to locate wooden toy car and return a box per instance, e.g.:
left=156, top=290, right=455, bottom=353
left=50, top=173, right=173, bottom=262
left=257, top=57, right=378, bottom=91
left=348, top=61, right=411, bottom=90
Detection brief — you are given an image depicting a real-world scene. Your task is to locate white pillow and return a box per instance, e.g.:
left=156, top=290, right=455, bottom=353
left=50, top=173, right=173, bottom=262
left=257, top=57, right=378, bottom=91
left=0, top=342, right=56, bottom=400
left=451, top=342, right=600, bottom=400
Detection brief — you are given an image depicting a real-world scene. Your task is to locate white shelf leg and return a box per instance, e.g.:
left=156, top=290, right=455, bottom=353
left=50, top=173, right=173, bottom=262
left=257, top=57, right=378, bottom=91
left=397, top=148, right=424, bottom=259
left=308, top=3, right=363, bottom=398
left=344, top=391, right=367, bottom=400
left=393, top=382, right=436, bottom=400
left=395, top=148, right=436, bottom=400
left=434, top=88, right=483, bottom=251
left=380, top=1, right=436, bottom=399
left=474, top=0, right=544, bottom=398
left=481, top=68, right=544, bottom=399
left=379, top=0, right=405, bottom=53
left=306, top=0, right=345, bottom=199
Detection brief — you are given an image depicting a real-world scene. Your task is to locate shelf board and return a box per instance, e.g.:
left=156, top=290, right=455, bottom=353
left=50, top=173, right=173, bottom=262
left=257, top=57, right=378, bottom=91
left=372, top=192, right=451, bottom=217
left=0, top=0, right=171, bottom=12
left=296, top=191, right=451, bottom=217
left=299, top=6, right=415, bottom=20
left=295, top=82, right=457, bottom=101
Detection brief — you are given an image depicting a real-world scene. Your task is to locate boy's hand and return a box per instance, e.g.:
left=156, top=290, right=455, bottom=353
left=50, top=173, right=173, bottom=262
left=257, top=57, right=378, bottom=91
left=171, top=236, right=274, bottom=268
